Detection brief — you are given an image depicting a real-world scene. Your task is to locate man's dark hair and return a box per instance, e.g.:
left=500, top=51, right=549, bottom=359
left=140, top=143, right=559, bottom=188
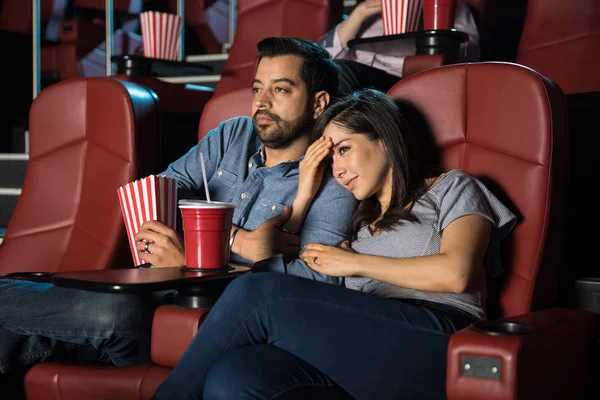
left=256, top=37, right=340, bottom=97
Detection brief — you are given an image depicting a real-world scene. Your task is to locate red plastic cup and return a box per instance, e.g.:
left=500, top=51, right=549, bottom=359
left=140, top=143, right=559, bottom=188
left=179, top=200, right=236, bottom=270
left=423, top=0, right=457, bottom=30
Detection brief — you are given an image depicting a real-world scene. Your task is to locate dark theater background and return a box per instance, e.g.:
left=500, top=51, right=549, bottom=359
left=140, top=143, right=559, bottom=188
left=0, top=0, right=599, bottom=399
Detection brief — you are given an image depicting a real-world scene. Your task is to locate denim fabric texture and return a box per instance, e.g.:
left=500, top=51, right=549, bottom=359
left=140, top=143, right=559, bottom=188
left=162, top=116, right=357, bottom=284
left=0, top=279, right=158, bottom=373
left=153, top=273, right=470, bottom=400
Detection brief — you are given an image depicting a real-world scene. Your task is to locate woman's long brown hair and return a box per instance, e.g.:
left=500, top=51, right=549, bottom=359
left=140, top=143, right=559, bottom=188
left=313, top=89, right=441, bottom=239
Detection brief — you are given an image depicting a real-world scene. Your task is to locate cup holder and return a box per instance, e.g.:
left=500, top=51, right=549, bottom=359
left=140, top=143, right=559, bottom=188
left=470, top=320, right=534, bottom=336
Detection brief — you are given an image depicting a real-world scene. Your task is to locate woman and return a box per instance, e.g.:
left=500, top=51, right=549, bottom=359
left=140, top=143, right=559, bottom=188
left=152, top=89, right=515, bottom=400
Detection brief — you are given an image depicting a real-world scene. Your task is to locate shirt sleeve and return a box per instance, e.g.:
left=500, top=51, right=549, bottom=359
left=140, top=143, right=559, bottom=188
left=454, top=1, right=481, bottom=62
left=254, top=173, right=358, bottom=285
left=437, top=172, right=514, bottom=232
left=317, top=23, right=350, bottom=60
left=435, top=171, right=517, bottom=278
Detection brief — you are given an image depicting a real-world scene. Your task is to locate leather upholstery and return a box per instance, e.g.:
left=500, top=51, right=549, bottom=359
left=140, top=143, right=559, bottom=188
left=387, top=62, right=598, bottom=399
left=151, top=305, right=211, bottom=368
left=24, top=83, right=253, bottom=399
left=198, top=86, right=254, bottom=139
left=41, top=0, right=140, bottom=80
left=115, top=75, right=215, bottom=114
left=213, top=0, right=342, bottom=96
left=24, top=63, right=598, bottom=400
left=41, top=20, right=106, bottom=80
left=447, top=308, right=599, bottom=400
left=402, top=54, right=448, bottom=78
left=24, top=363, right=170, bottom=400
left=516, top=0, right=600, bottom=94
left=115, top=75, right=216, bottom=171
left=0, top=78, right=159, bottom=275
left=388, top=62, right=567, bottom=318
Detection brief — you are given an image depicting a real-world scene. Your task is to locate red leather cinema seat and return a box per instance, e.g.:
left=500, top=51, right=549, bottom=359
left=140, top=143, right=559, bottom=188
left=0, top=77, right=160, bottom=276
left=213, top=0, right=342, bottom=96
left=515, top=0, right=600, bottom=94
left=23, top=86, right=252, bottom=400
left=23, top=63, right=599, bottom=400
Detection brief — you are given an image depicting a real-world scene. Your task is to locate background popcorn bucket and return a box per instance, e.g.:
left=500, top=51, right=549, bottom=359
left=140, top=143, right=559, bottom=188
left=139, top=11, right=183, bottom=60
left=380, top=0, right=424, bottom=35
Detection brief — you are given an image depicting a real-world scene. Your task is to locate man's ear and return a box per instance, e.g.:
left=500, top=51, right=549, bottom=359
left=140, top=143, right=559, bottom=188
left=312, top=90, right=330, bottom=119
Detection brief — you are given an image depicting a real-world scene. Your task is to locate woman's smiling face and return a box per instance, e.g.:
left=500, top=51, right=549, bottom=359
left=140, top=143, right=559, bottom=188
left=323, top=122, right=392, bottom=203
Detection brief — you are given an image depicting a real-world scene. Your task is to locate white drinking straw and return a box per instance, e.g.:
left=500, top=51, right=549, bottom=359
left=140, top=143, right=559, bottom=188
left=200, top=153, right=211, bottom=202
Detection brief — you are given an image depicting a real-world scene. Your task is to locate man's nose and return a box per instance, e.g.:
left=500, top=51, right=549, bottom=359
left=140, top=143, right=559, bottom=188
left=254, top=90, right=272, bottom=109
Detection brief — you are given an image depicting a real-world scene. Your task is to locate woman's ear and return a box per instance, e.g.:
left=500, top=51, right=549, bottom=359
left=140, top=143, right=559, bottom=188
left=312, top=91, right=330, bottom=119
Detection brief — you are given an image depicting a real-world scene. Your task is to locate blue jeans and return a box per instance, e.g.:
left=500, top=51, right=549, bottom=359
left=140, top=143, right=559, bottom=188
left=153, top=273, right=474, bottom=400
left=0, top=279, right=159, bottom=373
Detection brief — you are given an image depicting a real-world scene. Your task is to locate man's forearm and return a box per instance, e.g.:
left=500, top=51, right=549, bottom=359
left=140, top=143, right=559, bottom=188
left=229, top=226, right=249, bottom=260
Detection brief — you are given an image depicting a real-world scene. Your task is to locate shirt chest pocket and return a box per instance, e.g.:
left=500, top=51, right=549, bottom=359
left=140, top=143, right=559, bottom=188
left=250, top=198, right=287, bottom=226
left=210, top=168, right=238, bottom=202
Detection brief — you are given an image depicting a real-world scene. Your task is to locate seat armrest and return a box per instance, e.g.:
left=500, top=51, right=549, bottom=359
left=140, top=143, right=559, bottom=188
left=402, top=54, right=452, bottom=78
left=446, top=308, right=600, bottom=400
left=151, top=305, right=211, bottom=368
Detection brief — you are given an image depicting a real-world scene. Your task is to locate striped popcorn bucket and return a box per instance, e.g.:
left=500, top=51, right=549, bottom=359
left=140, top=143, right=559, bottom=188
left=380, top=0, right=423, bottom=35
left=117, top=175, right=178, bottom=266
left=139, top=11, right=183, bottom=60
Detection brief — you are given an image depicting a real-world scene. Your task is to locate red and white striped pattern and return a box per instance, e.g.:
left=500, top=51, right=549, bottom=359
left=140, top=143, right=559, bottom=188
left=381, top=0, right=423, bottom=35
left=117, top=175, right=178, bottom=266
left=140, top=11, right=183, bottom=60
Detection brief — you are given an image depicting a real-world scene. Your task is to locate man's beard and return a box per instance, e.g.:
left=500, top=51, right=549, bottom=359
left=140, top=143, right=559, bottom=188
left=253, top=107, right=313, bottom=149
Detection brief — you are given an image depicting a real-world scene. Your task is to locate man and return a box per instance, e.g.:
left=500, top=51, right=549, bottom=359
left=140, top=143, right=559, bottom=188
left=0, top=37, right=357, bottom=385
left=134, top=37, right=357, bottom=283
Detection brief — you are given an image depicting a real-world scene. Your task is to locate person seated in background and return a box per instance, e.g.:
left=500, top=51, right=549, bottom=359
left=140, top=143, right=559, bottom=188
left=318, top=0, right=480, bottom=96
left=151, top=89, right=516, bottom=400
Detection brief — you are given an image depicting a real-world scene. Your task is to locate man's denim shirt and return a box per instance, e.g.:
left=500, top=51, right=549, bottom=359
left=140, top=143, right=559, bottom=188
left=161, top=117, right=358, bottom=285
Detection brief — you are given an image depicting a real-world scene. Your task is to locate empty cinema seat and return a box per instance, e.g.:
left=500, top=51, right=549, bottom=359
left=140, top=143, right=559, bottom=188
left=0, top=77, right=160, bottom=277
left=213, top=0, right=342, bottom=96
left=41, top=0, right=143, bottom=81
left=515, top=0, right=600, bottom=95
left=114, top=74, right=215, bottom=171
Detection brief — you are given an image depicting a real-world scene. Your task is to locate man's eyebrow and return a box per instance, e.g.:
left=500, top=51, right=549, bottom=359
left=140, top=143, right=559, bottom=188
left=252, top=79, right=262, bottom=85
left=272, top=78, right=297, bottom=86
